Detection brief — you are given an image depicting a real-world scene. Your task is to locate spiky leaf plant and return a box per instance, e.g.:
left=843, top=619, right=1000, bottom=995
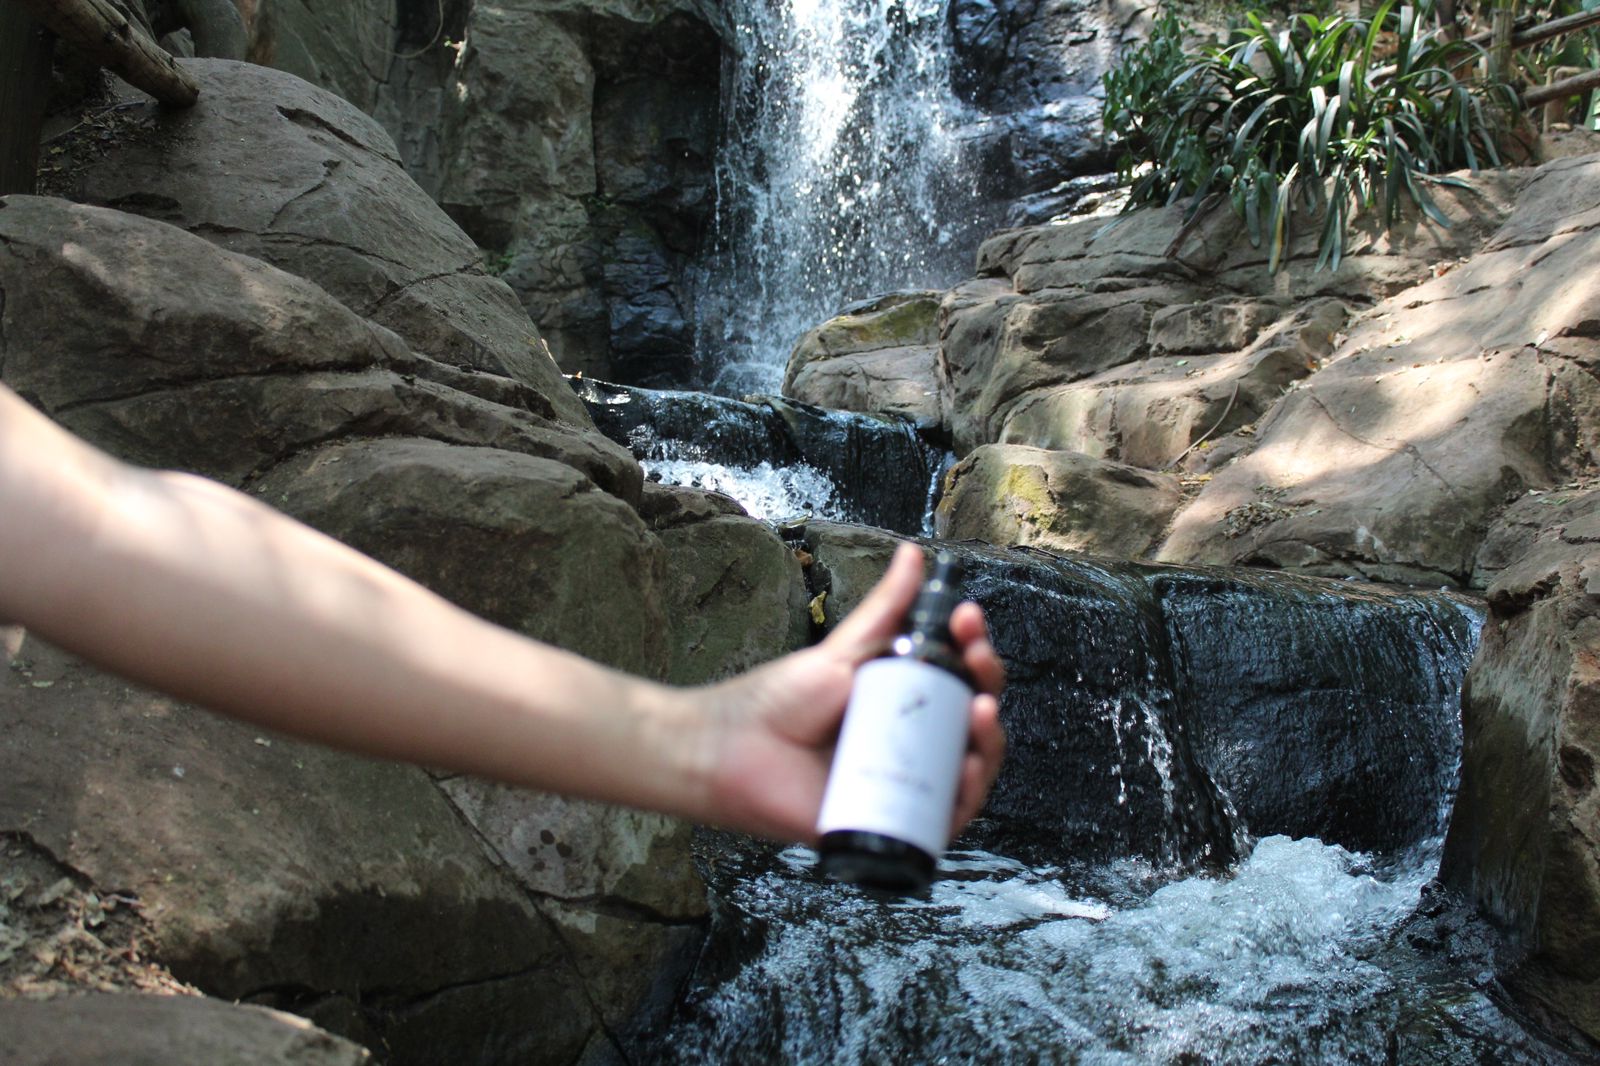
left=1104, top=3, right=1517, bottom=271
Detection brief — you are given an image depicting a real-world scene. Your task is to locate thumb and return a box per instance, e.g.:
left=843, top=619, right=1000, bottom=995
left=823, top=542, right=924, bottom=662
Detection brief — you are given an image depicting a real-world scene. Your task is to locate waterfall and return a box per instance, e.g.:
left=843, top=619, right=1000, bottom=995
left=694, top=0, right=996, bottom=395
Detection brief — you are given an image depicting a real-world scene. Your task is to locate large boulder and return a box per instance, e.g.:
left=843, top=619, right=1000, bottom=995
left=0, top=193, right=822, bottom=1060
left=1160, top=155, right=1600, bottom=586
left=941, top=172, right=1524, bottom=455
left=0, top=195, right=639, bottom=501
left=251, top=437, right=669, bottom=677
left=783, top=291, right=945, bottom=430
left=935, top=443, right=1184, bottom=557
left=47, top=59, right=591, bottom=427
left=0, top=637, right=600, bottom=1066
left=1442, top=486, right=1600, bottom=1043
left=0, top=994, right=370, bottom=1066
left=997, top=298, right=1349, bottom=468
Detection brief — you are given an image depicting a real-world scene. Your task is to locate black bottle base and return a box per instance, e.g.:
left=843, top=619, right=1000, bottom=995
left=817, top=830, right=935, bottom=894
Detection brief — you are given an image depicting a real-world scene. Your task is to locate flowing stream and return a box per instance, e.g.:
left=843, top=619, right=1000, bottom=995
left=591, top=2, right=1590, bottom=1059
left=641, top=551, right=1577, bottom=1063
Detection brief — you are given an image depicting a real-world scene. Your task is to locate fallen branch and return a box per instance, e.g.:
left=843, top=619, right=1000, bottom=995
left=1522, top=67, right=1600, bottom=109
left=1482, top=7, right=1600, bottom=52
left=1371, top=8, right=1600, bottom=82
left=9, top=0, right=198, bottom=107
left=1166, top=382, right=1241, bottom=471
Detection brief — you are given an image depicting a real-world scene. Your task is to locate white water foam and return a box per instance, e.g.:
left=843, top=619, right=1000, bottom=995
left=642, top=457, right=847, bottom=524
left=673, top=836, right=1447, bottom=1063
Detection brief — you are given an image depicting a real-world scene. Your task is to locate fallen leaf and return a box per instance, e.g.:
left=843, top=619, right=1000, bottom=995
left=808, top=591, right=828, bottom=626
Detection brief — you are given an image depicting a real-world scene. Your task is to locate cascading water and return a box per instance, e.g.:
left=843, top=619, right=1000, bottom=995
left=694, top=0, right=998, bottom=395
left=643, top=545, right=1584, bottom=1064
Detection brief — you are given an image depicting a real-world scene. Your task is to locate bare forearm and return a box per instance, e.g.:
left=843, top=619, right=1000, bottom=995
left=0, top=392, right=707, bottom=816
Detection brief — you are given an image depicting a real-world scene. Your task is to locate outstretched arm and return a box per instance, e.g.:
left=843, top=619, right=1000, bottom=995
left=0, top=384, right=1003, bottom=842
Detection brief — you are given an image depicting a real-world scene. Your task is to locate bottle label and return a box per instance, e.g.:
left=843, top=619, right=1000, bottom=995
left=816, top=657, right=973, bottom=857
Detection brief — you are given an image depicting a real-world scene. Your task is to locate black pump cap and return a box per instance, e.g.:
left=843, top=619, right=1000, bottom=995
left=906, top=551, right=964, bottom=641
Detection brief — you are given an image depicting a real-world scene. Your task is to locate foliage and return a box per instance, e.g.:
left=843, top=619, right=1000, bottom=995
left=1510, top=0, right=1600, bottom=128
left=1103, top=3, right=1518, bottom=271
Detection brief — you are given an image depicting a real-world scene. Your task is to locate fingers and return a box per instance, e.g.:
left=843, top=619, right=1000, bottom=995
left=950, top=692, right=1005, bottom=835
left=823, top=541, right=924, bottom=661
left=951, top=601, right=1005, bottom=697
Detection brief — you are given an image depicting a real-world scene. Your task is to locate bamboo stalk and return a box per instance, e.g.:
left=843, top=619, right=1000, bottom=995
left=8, top=0, right=198, bottom=107
left=1522, top=66, right=1600, bottom=108
left=1468, top=6, right=1600, bottom=51
left=1370, top=7, right=1600, bottom=82
left=1489, top=0, right=1516, bottom=81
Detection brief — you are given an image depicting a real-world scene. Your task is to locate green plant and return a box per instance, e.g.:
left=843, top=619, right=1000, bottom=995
left=1104, top=3, right=1518, bottom=271
left=1510, top=0, right=1600, bottom=128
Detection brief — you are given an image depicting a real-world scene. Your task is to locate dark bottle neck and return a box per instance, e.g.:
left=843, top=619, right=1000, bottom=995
left=891, top=551, right=971, bottom=683
left=891, top=632, right=970, bottom=683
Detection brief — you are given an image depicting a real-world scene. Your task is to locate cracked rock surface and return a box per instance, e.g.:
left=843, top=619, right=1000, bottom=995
left=49, top=59, right=592, bottom=425
left=1442, top=486, right=1600, bottom=1044
left=1158, top=156, right=1600, bottom=586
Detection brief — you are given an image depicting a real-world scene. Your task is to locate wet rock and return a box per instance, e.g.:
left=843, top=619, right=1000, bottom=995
left=1443, top=486, right=1600, bottom=1042
left=0, top=993, right=371, bottom=1066
left=784, top=291, right=945, bottom=430
left=945, top=0, right=1127, bottom=196
left=575, top=379, right=941, bottom=535
left=1160, top=157, right=1600, bottom=586
left=802, top=527, right=1213, bottom=866
left=802, top=526, right=1476, bottom=864
left=54, top=59, right=591, bottom=426
left=935, top=443, right=1184, bottom=558
left=603, top=231, right=695, bottom=386
left=1155, top=569, right=1479, bottom=855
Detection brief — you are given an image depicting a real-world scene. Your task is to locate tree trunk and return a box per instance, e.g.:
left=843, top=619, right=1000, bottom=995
left=0, top=8, right=54, bottom=196
left=8, top=0, right=198, bottom=107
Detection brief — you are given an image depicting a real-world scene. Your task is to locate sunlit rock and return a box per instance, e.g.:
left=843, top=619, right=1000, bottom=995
left=935, top=443, right=1184, bottom=558
left=1160, top=156, right=1600, bottom=587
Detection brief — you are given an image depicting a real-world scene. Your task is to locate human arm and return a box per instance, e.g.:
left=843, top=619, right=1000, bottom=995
left=0, top=383, right=1003, bottom=841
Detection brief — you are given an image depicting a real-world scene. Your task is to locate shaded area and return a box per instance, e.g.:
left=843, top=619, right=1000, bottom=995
left=574, top=378, right=944, bottom=533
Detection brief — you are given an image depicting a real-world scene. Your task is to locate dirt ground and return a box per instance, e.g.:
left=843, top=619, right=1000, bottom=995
left=0, top=832, right=195, bottom=1001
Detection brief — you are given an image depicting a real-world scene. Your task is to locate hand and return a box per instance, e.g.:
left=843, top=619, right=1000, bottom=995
left=693, top=543, right=1006, bottom=844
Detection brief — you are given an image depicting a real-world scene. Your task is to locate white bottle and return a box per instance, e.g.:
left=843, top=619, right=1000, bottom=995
left=816, top=552, right=972, bottom=893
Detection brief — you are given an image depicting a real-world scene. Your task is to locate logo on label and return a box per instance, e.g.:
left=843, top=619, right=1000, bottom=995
left=896, top=691, right=930, bottom=719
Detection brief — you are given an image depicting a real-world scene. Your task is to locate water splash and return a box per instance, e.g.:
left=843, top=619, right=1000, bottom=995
left=655, top=837, right=1573, bottom=1064
left=644, top=457, right=846, bottom=524
left=695, top=0, right=994, bottom=394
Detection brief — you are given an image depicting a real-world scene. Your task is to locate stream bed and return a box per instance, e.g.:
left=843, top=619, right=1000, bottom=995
left=641, top=535, right=1581, bottom=1063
